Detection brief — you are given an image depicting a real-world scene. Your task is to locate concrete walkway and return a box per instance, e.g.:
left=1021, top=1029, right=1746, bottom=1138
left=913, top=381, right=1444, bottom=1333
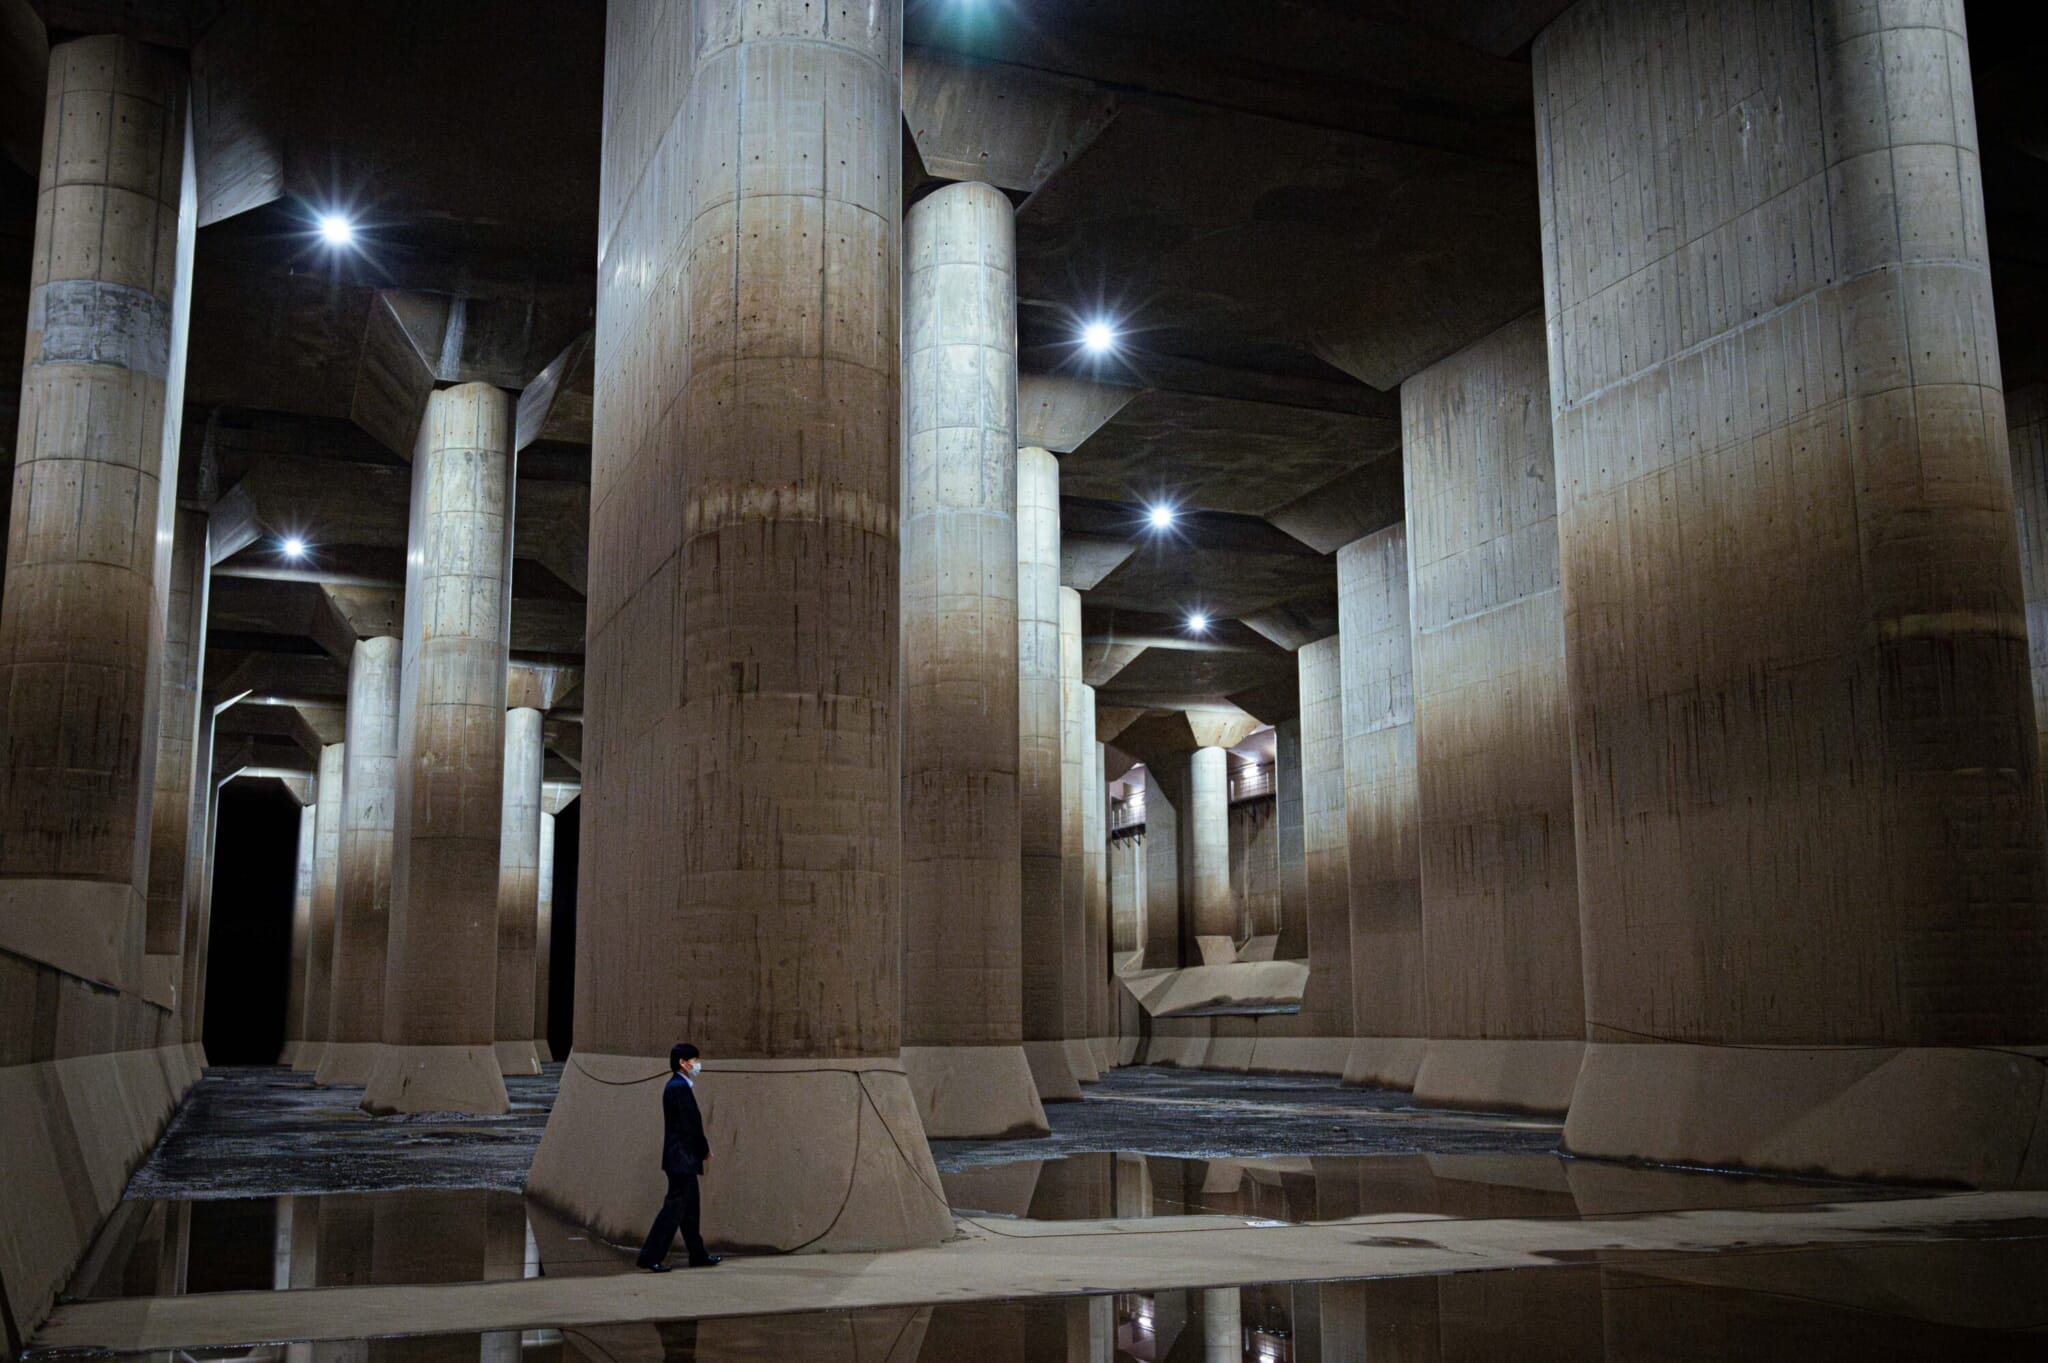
left=36, top=1191, right=2048, bottom=1353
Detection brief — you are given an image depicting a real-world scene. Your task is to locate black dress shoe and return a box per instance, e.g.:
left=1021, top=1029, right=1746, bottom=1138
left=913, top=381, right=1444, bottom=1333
left=687, top=1255, right=723, bottom=1268
left=637, top=1260, right=672, bottom=1272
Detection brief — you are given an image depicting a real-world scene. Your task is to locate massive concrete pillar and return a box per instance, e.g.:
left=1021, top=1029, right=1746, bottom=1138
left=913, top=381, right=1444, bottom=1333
left=292, top=743, right=345, bottom=1074
left=177, top=706, right=218, bottom=1050
left=534, top=804, right=557, bottom=1063
left=528, top=0, right=949, bottom=1252
left=1143, top=753, right=1187, bottom=968
left=1535, top=0, right=2048, bottom=1184
left=897, top=180, right=1044, bottom=1139
left=362, top=382, right=514, bottom=1116
left=280, top=801, right=317, bottom=1064
left=1187, top=745, right=1234, bottom=961
left=144, top=507, right=207, bottom=1008
left=1403, top=315, right=1585, bottom=1115
left=0, top=35, right=195, bottom=1006
left=1335, top=529, right=1424, bottom=1090
left=1057, top=585, right=1099, bottom=1085
left=1084, top=710, right=1111, bottom=1070
left=1201, top=1288, right=1242, bottom=1363
left=1273, top=718, right=1308, bottom=960
left=1018, top=447, right=1081, bottom=1102
left=493, top=706, right=543, bottom=1078
left=315, top=637, right=400, bottom=1087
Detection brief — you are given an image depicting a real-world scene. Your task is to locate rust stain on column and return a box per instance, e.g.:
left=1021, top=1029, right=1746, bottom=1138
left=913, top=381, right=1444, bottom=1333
left=293, top=742, right=345, bottom=1074
left=527, top=0, right=949, bottom=1251
left=898, top=181, right=1044, bottom=1137
left=1536, top=0, right=2048, bottom=1184
left=1018, top=447, right=1079, bottom=1101
left=315, top=636, right=399, bottom=1087
left=362, top=382, right=514, bottom=1116
left=493, top=706, right=543, bottom=1077
left=0, top=35, right=196, bottom=995
left=1403, top=314, right=1585, bottom=1114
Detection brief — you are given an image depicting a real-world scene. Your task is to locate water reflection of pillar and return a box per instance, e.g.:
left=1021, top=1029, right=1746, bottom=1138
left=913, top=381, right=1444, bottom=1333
left=315, top=1194, right=376, bottom=1287
left=1025, top=1153, right=1114, bottom=1221
left=918, top=1301, right=1028, bottom=1363
left=1113, top=1153, right=1152, bottom=1218
left=151, top=1200, right=190, bottom=1297
left=1067, top=1296, right=1113, bottom=1363
left=1203, top=1288, right=1243, bottom=1363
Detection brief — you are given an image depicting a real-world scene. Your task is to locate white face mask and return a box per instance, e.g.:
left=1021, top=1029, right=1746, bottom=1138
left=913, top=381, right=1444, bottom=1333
left=684, top=1060, right=701, bottom=1079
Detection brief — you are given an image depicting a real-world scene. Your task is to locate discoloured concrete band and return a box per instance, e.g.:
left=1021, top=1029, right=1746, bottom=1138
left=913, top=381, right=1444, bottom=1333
left=27, top=279, right=173, bottom=377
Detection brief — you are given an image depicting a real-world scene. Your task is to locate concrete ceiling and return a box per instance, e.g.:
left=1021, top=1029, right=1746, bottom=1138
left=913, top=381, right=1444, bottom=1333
left=4, top=0, right=2048, bottom=748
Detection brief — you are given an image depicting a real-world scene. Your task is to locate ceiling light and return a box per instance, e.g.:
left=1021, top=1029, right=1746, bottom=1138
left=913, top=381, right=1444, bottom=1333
left=281, top=537, right=307, bottom=559
left=1082, top=320, right=1116, bottom=353
left=318, top=214, right=354, bottom=247
left=1186, top=612, right=1208, bottom=633
left=1147, top=504, right=1176, bottom=530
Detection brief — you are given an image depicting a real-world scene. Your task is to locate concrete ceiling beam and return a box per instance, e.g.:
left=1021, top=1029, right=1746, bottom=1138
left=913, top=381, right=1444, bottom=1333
left=903, top=47, right=1119, bottom=195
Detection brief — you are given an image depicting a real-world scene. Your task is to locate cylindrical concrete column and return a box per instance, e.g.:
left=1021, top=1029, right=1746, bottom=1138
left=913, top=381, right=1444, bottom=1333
left=1201, top=1287, right=1242, bottom=1363
left=293, top=743, right=346, bottom=1073
left=362, top=383, right=514, bottom=1116
left=897, top=180, right=1044, bottom=1139
left=1188, top=745, right=1234, bottom=960
left=533, top=806, right=556, bottom=1062
left=178, top=709, right=217, bottom=1049
left=494, top=706, right=543, bottom=1078
left=527, top=0, right=949, bottom=1253
left=145, top=507, right=208, bottom=1007
left=279, top=800, right=316, bottom=1065
left=1058, top=585, right=1099, bottom=1086
left=1273, top=718, right=1308, bottom=960
left=315, top=637, right=401, bottom=1087
left=1083, top=706, right=1110, bottom=1069
left=1534, top=0, right=2048, bottom=1184
left=0, top=35, right=197, bottom=995
left=1017, top=446, right=1079, bottom=1103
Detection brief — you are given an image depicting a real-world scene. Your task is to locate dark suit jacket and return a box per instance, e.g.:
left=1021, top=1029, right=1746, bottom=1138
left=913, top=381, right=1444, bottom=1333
left=660, top=1074, right=711, bottom=1175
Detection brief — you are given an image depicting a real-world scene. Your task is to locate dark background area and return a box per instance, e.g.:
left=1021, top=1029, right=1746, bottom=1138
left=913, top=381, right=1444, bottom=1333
left=202, top=780, right=300, bottom=1063
left=199, top=778, right=581, bottom=1066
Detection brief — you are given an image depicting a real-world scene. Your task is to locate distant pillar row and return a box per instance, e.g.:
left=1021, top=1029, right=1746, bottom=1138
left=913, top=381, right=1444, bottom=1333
left=1018, top=446, right=1081, bottom=1103
left=494, top=706, right=544, bottom=1078
left=897, top=179, right=1046, bottom=1139
left=144, top=508, right=210, bottom=1008
left=363, top=382, right=516, bottom=1116
left=315, top=636, right=401, bottom=1086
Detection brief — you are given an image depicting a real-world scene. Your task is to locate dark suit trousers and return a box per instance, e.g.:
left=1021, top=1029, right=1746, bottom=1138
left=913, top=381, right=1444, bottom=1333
left=637, top=1170, right=708, bottom=1265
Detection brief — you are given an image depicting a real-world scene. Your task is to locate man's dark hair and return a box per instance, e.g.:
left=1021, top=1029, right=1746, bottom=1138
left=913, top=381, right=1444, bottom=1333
left=670, top=1043, right=700, bottom=1073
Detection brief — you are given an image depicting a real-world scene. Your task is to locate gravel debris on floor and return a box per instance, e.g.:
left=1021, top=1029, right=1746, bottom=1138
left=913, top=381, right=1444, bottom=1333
left=127, top=1064, right=1559, bottom=1198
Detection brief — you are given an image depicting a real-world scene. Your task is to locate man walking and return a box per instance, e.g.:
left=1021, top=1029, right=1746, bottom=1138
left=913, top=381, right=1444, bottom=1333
left=636, top=1042, right=721, bottom=1270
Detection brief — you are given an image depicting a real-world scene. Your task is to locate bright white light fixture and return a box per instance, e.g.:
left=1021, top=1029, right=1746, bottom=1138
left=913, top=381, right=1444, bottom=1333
left=1147, top=504, right=1176, bottom=530
left=1186, top=612, right=1209, bottom=633
left=318, top=214, right=354, bottom=246
left=1082, top=320, right=1116, bottom=353
left=281, top=537, right=307, bottom=559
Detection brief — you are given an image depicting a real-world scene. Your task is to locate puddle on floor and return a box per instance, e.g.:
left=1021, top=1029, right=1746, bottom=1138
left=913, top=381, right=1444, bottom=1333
left=63, top=1239, right=2048, bottom=1362
left=73, top=1154, right=1921, bottom=1302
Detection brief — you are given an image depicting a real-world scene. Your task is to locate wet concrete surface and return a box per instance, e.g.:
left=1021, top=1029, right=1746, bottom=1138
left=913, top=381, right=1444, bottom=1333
left=129, top=1065, right=1559, bottom=1200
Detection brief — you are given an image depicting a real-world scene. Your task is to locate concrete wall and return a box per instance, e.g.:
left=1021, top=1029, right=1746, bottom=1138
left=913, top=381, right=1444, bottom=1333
left=1228, top=798, right=1279, bottom=942
left=1535, top=0, right=2048, bottom=1184
left=1402, top=314, right=1584, bottom=1114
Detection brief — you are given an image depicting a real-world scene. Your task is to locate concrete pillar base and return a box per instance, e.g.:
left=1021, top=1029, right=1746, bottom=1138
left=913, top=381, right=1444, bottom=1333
left=900, top=1045, right=1050, bottom=1139
left=1564, top=1042, right=2048, bottom=1188
left=360, top=1044, right=511, bottom=1116
left=1341, top=1037, right=1428, bottom=1091
left=534, top=1040, right=555, bottom=1064
left=1020, top=1041, right=1083, bottom=1103
left=276, top=1042, right=300, bottom=1067
left=290, top=1044, right=325, bottom=1075
left=310, top=1042, right=381, bottom=1088
left=1412, top=1039, right=1585, bottom=1116
left=1087, top=1036, right=1116, bottom=1073
left=1115, top=1035, right=1141, bottom=1067
left=494, top=1041, right=541, bottom=1077
left=528, top=1054, right=955, bottom=1253
left=1242, top=1037, right=1351, bottom=1077
left=1063, top=1038, right=1101, bottom=1085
